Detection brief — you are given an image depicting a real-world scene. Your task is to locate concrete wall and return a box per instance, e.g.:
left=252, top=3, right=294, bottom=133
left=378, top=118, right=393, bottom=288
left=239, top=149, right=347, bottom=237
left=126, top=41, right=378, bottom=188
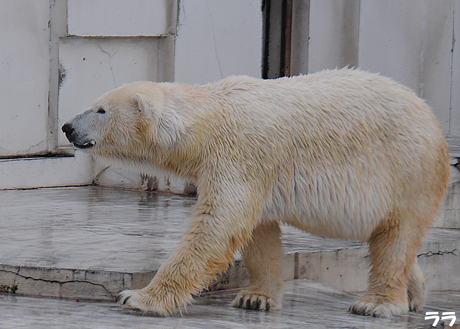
left=359, top=0, right=454, bottom=138
left=174, top=0, right=262, bottom=85
left=92, top=0, right=263, bottom=192
left=289, top=0, right=460, bottom=228
left=1, top=0, right=459, bottom=203
left=292, top=0, right=460, bottom=156
left=0, top=0, right=262, bottom=191
left=299, top=0, right=360, bottom=74
left=0, top=0, right=51, bottom=157
left=0, top=0, right=177, bottom=189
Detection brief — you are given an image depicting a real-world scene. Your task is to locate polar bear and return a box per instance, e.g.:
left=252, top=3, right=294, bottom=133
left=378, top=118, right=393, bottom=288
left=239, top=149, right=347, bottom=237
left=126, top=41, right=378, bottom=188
left=62, top=69, right=450, bottom=318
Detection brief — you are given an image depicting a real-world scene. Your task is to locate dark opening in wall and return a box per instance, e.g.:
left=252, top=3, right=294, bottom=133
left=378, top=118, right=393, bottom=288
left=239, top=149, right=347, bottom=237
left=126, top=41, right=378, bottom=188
left=262, top=0, right=293, bottom=79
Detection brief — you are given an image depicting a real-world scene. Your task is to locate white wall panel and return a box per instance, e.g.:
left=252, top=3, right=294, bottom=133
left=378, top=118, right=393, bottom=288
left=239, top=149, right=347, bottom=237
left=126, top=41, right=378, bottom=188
left=290, top=0, right=310, bottom=76
left=449, top=0, right=460, bottom=139
left=58, top=37, right=161, bottom=146
left=359, top=0, right=423, bottom=92
left=307, top=0, right=359, bottom=73
left=67, top=0, right=171, bottom=36
left=174, top=0, right=262, bottom=84
left=0, top=0, right=50, bottom=156
left=359, top=0, right=454, bottom=135
left=419, top=0, right=453, bottom=136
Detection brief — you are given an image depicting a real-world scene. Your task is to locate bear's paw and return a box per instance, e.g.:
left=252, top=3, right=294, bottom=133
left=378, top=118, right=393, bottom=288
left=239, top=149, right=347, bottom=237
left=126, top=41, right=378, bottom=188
left=349, top=295, right=408, bottom=318
left=231, top=291, right=281, bottom=311
left=408, top=293, right=425, bottom=312
left=116, top=289, right=173, bottom=316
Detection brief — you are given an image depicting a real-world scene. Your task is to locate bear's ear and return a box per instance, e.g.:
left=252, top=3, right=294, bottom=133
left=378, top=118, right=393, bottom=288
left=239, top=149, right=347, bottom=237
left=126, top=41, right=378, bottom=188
left=134, top=93, right=154, bottom=114
left=134, top=93, right=184, bottom=148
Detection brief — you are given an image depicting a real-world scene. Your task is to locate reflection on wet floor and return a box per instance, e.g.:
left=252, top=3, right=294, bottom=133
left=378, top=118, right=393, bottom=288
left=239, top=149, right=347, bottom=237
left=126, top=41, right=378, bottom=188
left=0, top=187, right=195, bottom=272
left=0, top=186, right=362, bottom=272
left=0, top=280, right=458, bottom=329
left=0, top=186, right=458, bottom=328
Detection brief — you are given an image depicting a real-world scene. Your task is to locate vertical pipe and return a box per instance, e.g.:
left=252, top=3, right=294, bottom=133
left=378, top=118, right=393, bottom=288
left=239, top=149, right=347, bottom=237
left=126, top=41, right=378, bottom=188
left=262, top=0, right=271, bottom=79
left=262, top=0, right=292, bottom=79
left=283, top=0, right=293, bottom=77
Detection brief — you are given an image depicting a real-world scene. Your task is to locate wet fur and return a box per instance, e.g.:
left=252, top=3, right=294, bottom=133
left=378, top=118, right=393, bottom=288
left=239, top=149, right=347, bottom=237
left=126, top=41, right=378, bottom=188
left=63, top=69, right=450, bottom=317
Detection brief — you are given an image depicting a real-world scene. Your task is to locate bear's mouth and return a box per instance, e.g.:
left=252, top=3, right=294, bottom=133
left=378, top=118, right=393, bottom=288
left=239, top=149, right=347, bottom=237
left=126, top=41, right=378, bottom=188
left=73, top=140, right=96, bottom=149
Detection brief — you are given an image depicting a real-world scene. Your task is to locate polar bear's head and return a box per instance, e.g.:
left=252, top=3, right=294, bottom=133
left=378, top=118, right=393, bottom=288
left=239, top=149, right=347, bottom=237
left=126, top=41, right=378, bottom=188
left=62, top=82, right=187, bottom=159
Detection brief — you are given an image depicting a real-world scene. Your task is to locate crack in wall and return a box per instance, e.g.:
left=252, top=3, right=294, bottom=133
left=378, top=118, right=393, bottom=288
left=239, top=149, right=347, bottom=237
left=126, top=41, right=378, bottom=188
left=0, top=268, right=117, bottom=299
left=418, top=249, right=460, bottom=257
left=96, top=43, right=120, bottom=88
left=204, top=0, right=223, bottom=79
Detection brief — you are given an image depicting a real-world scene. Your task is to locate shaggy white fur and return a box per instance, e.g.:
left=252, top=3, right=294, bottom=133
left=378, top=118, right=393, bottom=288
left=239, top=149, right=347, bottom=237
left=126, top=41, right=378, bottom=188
left=63, top=69, right=450, bottom=317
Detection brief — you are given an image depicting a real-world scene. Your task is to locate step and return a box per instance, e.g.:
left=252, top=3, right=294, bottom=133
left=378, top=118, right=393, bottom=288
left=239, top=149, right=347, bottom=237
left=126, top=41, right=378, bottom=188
left=0, top=186, right=459, bottom=302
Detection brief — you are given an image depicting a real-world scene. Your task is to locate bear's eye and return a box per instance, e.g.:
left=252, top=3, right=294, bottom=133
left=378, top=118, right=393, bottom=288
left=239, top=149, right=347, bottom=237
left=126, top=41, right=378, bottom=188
left=97, top=108, right=106, bottom=114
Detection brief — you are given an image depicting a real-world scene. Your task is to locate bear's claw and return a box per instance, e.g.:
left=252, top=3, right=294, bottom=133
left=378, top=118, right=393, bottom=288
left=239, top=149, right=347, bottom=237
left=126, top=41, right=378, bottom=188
left=232, top=291, right=279, bottom=311
left=116, top=289, right=172, bottom=315
left=349, top=296, right=408, bottom=318
left=117, top=290, right=143, bottom=311
left=115, top=293, right=131, bottom=305
left=237, top=297, right=269, bottom=310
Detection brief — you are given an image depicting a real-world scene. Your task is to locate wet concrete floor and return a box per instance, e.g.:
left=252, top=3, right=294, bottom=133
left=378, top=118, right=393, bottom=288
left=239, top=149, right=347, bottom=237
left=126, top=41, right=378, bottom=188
left=0, top=186, right=363, bottom=273
left=0, top=186, right=458, bottom=328
left=1, top=280, right=459, bottom=329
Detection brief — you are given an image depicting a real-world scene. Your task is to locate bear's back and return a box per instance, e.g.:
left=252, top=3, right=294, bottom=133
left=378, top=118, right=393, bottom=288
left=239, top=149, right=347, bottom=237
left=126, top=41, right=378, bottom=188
left=208, top=70, right=449, bottom=240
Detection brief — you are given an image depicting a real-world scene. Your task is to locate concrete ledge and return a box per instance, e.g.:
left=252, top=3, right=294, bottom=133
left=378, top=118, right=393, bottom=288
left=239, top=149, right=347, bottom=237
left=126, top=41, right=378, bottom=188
left=292, top=229, right=460, bottom=293
left=94, top=164, right=197, bottom=195
left=3, top=280, right=458, bottom=329
left=1, top=228, right=458, bottom=301
left=0, top=152, right=92, bottom=190
left=435, top=166, right=460, bottom=228
left=296, top=247, right=369, bottom=293
left=0, top=265, right=150, bottom=300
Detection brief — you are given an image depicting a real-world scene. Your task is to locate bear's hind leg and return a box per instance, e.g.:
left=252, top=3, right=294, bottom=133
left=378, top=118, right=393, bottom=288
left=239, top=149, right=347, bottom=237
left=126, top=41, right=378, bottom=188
left=407, top=261, right=426, bottom=312
left=232, top=220, right=284, bottom=311
left=349, top=214, right=425, bottom=318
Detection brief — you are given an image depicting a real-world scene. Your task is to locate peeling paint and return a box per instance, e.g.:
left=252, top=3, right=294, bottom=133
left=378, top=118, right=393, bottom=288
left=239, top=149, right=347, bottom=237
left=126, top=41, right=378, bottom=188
left=58, top=64, right=66, bottom=88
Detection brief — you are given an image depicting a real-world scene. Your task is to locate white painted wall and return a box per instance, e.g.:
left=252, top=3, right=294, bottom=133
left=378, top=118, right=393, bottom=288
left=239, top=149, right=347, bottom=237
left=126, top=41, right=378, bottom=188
left=358, top=0, right=454, bottom=137
left=1, top=0, right=458, bottom=191
left=306, top=0, right=359, bottom=74
left=0, top=0, right=262, bottom=190
left=0, top=0, right=176, bottom=189
left=58, top=37, right=164, bottom=146
left=447, top=0, right=460, bottom=145
left=0, top=0, right=51, bottom=157
left=96, top=0, right=263, bottom=191
left=67, top=0, right=171, bottom=37
left=293, top=0, right=459, bottom=155
left=174, top=0, right=262, bottom=84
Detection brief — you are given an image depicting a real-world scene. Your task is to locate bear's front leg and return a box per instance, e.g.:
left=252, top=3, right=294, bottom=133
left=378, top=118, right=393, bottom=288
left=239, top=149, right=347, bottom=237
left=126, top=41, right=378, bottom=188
left=117, top=188, right=261, bottom=316
left=232, top=220, right=284, bottom=311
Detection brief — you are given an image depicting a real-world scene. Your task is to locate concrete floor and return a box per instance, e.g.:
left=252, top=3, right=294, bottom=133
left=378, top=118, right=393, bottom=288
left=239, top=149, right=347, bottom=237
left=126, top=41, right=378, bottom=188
left=1, top=281, right=459, bottom=329
left=0, top=186, right=365, bottom=272
left=0, top=186, right=459, bottom=328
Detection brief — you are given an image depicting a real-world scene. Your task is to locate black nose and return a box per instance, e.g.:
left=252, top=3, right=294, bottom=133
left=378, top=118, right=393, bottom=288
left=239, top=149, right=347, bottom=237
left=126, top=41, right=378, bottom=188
left=62, top=123, right=74, bottom=135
